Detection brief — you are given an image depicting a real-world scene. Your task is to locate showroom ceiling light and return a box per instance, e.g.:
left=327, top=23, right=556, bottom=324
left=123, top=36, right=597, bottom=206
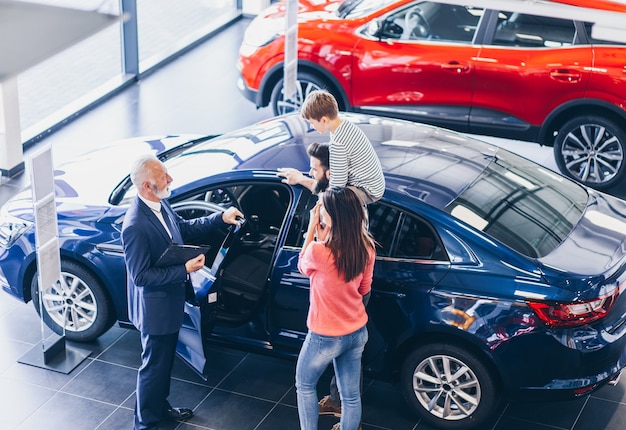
left=0, top=0, right=118, bottom=81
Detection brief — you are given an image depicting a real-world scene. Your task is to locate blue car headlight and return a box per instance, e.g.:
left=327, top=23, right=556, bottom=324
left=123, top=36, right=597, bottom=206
left=0, top=209, right=32, bottom=248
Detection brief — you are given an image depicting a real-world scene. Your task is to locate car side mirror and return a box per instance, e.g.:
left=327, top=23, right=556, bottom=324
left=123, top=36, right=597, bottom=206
left=374, top=19, right=403, bottom=40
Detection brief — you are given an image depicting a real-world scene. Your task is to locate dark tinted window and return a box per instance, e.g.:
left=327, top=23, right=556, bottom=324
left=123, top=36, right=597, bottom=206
left=493, top=12, right=576, bottom=47
left=367, top=203, right=401, bottom=257
left=396, top=214, right=447, bottom=260
left=285, top=191, right=317, bottom=248
left=444, top=150, right=587, bottom=258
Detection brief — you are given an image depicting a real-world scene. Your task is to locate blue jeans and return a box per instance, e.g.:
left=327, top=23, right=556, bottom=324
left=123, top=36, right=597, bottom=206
left=295, top=326, right=368, bottom=430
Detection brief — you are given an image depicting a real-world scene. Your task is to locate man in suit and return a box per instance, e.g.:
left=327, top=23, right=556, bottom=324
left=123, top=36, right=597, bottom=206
left=122, top=154, right=243, bottom=430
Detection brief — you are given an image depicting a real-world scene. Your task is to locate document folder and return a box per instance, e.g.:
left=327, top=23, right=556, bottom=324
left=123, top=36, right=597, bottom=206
left=155, top=244, right=210, bottom=267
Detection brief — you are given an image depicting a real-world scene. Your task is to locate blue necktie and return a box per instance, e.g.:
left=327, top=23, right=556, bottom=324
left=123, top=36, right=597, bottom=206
left=161, top=204, right=182, bottom=244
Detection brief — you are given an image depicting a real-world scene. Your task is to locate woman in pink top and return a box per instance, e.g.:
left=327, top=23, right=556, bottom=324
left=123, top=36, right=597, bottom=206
left=296, top=187, right=376, bottom=430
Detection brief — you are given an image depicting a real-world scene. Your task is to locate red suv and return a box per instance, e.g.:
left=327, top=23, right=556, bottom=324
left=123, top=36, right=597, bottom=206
left=237, top=0, right=626, bottom=190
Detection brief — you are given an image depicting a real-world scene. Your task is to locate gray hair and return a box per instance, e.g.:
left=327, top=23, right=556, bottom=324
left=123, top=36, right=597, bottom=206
left=130, top=154, right=160, bottom=187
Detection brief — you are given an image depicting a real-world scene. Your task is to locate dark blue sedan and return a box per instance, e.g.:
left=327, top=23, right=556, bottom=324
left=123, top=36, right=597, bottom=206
left=1, top=114, right=626, bottom=430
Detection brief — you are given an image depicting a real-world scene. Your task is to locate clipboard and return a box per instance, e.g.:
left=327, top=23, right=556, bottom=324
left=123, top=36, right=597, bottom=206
left=155, top=243, right=211, bottom=267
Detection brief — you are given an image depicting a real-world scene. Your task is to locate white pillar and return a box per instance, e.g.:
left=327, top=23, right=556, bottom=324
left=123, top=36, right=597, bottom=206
left=0, top=77, right=24, bottom=178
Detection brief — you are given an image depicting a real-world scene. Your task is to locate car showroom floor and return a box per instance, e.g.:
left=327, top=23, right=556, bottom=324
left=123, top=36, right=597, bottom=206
left=1, top=16, right=626, bottom=430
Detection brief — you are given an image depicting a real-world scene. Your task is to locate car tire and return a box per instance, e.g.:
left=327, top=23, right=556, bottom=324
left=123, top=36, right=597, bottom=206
left=554, top=115, right=626, bottom=189
left=401, top=343, right=499, bottom=430
left=31, top=259, right=114, bottom=342
left=270, top=72, right=333, bottom=116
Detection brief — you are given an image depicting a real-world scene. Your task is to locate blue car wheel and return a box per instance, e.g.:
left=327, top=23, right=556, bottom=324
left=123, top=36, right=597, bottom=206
left=31, top=259, right=114, bottom=342
left=401, top=343, right=500, bottom=430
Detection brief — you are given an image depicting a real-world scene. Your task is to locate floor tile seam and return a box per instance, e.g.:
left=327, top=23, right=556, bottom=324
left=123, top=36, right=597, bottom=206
left=211, top=385, right=286, bottom=404
left=54, top=385, right=135, bottom=408
left=2, top=355, right=97, bottom=392
left=83, top=327, right=134, bottom=360
left=252, top=401, right=296, bottom=430
left=170, top=371, right=222, bottom=388
left=0, top=373, right=59, bottom=394
left=209, top=351, right=251, bottom=389
left=496, top=414, right=572, bottom=430
left=588, top=393, right=626, bottom=406
left=488, top=401, right=509, bottom=430
left=93, top=403, right=134, bottom=430
left=569, top=395, right=591, bottom=430
left=90, top=356, right=140, bottom=372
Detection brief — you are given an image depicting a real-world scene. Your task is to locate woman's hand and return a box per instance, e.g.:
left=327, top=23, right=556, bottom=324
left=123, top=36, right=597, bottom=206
left=302, top=201, right=323, bottom=253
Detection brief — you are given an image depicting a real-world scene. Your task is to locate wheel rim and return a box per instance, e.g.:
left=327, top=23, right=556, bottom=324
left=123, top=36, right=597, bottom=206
left=559, top=123, right=624, bottom=185
left=40, top=271, right=97, bottom=333
left=411, top=354, right=481, bottom=421
left=275, top=79, right=323, bottom=115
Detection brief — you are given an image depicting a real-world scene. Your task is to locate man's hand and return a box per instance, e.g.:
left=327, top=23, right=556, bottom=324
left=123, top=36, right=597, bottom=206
left=277, top=167, right=306, bottom=185
left=277, top=168, right=316, bottom=192
left=185, top=254, right=205, bottom=273
left=222, top=206, right=245, bottom=226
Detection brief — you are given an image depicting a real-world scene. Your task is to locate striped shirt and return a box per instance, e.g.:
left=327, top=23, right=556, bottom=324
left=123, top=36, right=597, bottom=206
left=329, top=119, right=385, bottom=201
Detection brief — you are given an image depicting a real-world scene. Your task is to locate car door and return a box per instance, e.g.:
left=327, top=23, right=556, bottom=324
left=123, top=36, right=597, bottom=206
left=351, top=1, right=483, bottom=131
left=364, top=203, right=451, bottom=367
left=175, top=204, right=243, bottom=377
left=470, top=10, right=592, bottom=136
left=173, top=179, right=293, bottom=376
left=267, top=195, right=452, bottom=366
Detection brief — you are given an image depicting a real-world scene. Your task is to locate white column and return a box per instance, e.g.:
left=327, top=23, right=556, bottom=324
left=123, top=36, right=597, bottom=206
left=0, top=77, right=24, bottom=178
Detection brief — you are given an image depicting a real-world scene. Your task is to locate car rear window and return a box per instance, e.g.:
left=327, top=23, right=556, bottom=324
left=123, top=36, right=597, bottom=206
left=444, top=150, right=587, bottom=258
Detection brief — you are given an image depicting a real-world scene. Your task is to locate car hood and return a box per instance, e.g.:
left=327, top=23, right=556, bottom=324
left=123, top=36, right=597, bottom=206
left=539, top=189, right=626, bottom=279
left=260, top=0, right=341, bottom=17
left=4, top=135, right=197, bottom=222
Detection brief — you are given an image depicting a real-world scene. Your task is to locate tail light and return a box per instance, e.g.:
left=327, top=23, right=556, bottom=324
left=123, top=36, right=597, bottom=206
left=527, top=285, right=622, bottom=328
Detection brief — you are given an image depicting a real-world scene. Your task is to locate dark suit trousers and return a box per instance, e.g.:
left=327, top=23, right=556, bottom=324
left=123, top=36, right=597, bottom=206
left=134, top=331, right=178, bottom=430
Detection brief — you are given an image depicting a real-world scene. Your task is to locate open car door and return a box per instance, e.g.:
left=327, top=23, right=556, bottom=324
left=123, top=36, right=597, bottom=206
left=175, top=218, right=245, bottom=377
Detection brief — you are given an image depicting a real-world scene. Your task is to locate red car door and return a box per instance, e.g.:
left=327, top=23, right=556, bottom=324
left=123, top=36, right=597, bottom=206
left=350, top=2, right=482, bottom=130
left=470, top=12, right=592, bottom=135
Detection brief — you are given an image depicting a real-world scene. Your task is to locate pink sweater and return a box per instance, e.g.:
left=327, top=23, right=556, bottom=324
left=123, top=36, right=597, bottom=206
left=298, top=241, right=374, bottom=336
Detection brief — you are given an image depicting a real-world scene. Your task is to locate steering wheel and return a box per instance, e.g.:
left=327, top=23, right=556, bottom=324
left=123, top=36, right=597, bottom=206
left=404, top=7, right=431, bottom=39
left=204, top=188, right=239, bottom=209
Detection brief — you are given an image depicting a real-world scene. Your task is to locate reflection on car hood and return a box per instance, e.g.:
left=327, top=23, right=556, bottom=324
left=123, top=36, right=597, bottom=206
left=540, top=189, right=626, bottom=277
left=3, top=135, right=199, bottom=221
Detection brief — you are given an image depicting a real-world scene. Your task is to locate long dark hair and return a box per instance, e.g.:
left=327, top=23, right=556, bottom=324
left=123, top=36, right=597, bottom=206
left=321, top=187, right=375, bottom=282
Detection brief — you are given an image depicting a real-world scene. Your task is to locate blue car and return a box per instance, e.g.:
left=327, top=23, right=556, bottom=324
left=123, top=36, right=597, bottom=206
left=1, top=114, right=626, bottom=430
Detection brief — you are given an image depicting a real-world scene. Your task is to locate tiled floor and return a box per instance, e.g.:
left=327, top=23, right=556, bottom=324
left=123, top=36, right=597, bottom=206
left=1, top=16, right=626, bottom=430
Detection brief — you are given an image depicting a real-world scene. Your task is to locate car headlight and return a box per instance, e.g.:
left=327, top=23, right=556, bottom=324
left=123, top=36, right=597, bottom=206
left=0, top=209, right=32, bottom=248
left=242, top=17, right=284, bottom=50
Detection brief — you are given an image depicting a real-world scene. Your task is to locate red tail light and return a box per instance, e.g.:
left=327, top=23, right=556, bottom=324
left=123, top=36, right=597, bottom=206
left=528, top=286, right=621, bottom=328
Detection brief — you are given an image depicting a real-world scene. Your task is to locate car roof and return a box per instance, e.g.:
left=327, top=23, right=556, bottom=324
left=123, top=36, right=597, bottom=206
left=168, top=113, right=497, bottom=209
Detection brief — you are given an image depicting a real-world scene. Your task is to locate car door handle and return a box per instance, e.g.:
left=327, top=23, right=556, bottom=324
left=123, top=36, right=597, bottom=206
left=441, top=61, right=471, bottom=73
left=373, top=290, right=406, bottom=299
left=549, top=69, right=581, bottom=83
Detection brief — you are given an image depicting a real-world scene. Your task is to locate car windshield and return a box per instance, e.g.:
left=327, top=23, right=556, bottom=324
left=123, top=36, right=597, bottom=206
left=444, top=150, right=588, bottom=258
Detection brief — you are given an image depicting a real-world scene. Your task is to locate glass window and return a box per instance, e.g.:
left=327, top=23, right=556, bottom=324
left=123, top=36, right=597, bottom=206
left=493, top=12, right=576, bottom=47
left=379, top=2, right=482, bottom=42
left=16, top=0, right=122, bottom=138
left=444, top=150, right=587, bottom=258
left=584, top=22, right=626, bottom=45
left=137, top=0, right=238, bottom=71
left=395, top=215, right=446, bottom=260
left=367, top=203, right=401, bottom=257
left=15, top=0, right=239, bottom=143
